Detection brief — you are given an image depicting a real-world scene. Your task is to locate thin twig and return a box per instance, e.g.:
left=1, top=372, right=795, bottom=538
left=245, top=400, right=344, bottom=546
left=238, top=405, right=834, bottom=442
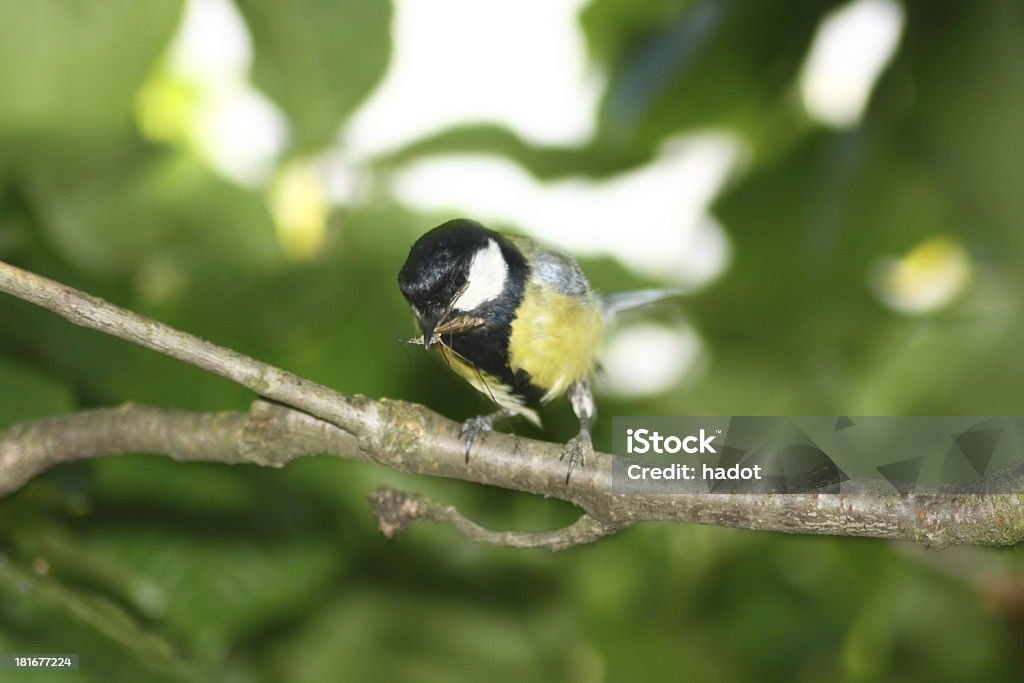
left=0, top=260, right=373, bottom=434
left=368, top=487, right=624, bottom=551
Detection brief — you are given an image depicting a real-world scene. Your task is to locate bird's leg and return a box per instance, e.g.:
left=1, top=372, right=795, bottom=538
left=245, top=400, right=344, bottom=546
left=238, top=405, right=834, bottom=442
left=460, top=408, right=517, bottom=462
left=561, top=380, right=595, bottom=484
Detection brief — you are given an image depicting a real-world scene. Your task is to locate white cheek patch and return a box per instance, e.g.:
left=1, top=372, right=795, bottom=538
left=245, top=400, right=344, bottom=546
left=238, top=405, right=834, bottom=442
left=453, top=239, right=508, bottom=312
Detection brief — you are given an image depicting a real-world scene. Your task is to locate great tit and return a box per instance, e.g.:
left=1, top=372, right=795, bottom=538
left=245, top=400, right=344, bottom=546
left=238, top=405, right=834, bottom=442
left=398, top=218, right=680, bottom=482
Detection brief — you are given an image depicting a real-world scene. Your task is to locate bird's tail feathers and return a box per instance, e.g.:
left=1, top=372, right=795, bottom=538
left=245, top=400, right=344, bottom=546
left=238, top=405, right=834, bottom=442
left=598, top=288, right=685, bottom=322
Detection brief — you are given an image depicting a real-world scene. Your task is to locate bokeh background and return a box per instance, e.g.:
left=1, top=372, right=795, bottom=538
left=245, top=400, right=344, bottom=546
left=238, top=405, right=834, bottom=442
left=1, top=0, right=1023, bottom=680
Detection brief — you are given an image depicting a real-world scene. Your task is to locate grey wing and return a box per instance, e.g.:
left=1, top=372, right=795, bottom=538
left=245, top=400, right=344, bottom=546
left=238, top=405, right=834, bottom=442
left=598, top=289, right=685, bottom=322
left=526, top=244, right=592, bottom=299
left=507, top=236, right=682, bottom=314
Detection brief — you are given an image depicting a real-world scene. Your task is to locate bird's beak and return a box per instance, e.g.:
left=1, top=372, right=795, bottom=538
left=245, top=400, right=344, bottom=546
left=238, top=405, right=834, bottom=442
left=418, top=312, right=440, bottom=350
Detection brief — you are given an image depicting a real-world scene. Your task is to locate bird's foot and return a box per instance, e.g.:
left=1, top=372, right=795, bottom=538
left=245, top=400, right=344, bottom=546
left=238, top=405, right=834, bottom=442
left=460, top=411, right=504, bottom=463
left=560, top=430, right=592, bottom=484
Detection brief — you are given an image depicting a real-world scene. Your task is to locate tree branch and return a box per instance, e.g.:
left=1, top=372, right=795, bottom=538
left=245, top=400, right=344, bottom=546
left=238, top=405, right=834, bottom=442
left=1, top=259, right=1023, bottom=550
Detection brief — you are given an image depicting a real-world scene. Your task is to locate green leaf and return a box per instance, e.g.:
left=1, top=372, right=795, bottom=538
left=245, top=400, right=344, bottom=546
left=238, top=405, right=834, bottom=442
left=26, top=150, right=284, bottom=280
left=584, top=0, right=835, bottom=153
left=581, top=0, right=699, bottom=65
left=377, top=123, right=652, bottom=179
left=0, top=0, right=183, bottom=155
left=234, top=0, right=392, bottom=151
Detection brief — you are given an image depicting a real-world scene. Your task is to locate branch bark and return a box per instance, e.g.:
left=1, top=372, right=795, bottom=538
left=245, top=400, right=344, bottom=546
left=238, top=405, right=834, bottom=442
left=1, top=260, right=1023, bottom=550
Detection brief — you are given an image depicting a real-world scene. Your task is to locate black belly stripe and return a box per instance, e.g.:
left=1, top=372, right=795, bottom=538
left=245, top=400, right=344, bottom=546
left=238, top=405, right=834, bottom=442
left=448, top=315, right=545, bottom=406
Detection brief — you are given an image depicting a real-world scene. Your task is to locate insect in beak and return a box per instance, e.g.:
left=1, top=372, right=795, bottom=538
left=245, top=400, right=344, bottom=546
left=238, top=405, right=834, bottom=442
left=400, top=314, right=486, bottom=349
left=419, top=281, right=471, bottom=350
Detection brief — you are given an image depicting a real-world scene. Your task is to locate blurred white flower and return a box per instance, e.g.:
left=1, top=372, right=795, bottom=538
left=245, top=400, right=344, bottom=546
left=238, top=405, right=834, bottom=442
left=601, top=323, right=704, bottom=398
left=800, top=0, right=905, bottom=128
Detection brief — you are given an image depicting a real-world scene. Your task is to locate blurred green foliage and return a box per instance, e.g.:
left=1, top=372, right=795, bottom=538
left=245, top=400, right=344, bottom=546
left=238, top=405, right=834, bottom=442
left=1, top=0, right=1023, bottom=681
left=235, top=0, right=391, bottom=151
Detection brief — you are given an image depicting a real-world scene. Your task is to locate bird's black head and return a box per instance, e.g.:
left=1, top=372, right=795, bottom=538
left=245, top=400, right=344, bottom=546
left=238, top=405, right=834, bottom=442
left=398, top=218, right=513, bottom=348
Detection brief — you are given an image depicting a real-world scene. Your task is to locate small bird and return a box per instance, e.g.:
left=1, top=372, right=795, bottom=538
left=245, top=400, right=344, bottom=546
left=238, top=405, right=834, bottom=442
left=398, top=218, right=680, bottom=482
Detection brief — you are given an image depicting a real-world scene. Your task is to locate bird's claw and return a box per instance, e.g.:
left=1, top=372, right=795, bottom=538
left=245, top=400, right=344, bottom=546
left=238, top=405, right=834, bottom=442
left=560, top=431, right=592, bottom=484
left=460, top=415, right=497, bottom=463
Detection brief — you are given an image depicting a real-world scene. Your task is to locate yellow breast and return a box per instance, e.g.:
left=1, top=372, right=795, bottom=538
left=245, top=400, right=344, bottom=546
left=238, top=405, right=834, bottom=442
left=508, top=282, right=604, bottom=403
